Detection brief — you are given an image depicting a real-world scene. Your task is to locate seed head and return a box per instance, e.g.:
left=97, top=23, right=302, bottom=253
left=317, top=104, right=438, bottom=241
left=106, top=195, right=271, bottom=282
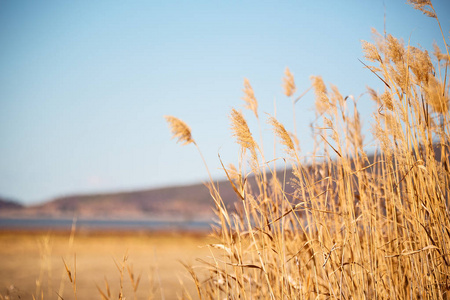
left=381, top=91, right=394, bottom=111
left=282, top=67, right=297, bottom=97
left=164, top=116, right=194, bottom=146
left=407, top=0, right=436, bottom=18
left=424, top=76, right=449, bottom=114
left=386, top=35, right=405, bottom=65
left=361, top=40, right=381, bottom=62
left=268, top=116, right=296, bottom=157
left=367, top=87, right=380, bottom=104
left=310, top=75, right=329, bottom=115
left=229, top=108, right=256, bottom=151
left=409, top=46, right=433, bottom=85
left=242, top=78, right=258, bottom=118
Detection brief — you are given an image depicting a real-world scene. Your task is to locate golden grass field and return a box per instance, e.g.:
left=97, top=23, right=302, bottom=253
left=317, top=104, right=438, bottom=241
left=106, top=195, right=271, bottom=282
left=0, top=230, right=216, bottom=299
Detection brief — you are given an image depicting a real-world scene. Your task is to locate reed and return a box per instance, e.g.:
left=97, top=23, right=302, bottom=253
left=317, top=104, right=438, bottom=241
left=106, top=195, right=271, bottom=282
left=167, top=1, right=450, bottom=298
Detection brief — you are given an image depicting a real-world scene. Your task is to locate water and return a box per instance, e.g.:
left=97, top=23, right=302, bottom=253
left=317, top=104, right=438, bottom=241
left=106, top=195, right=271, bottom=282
left=0, top=217, right=213, bottom=232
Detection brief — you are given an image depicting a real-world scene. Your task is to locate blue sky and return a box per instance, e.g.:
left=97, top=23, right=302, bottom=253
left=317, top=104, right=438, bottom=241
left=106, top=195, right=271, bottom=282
left=1, top=1, right=449, bottom=205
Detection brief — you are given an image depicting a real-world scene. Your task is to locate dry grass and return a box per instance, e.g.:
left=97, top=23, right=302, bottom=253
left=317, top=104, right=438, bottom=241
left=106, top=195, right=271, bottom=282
left=166, top=1, right=450, bottom=299
left=0, top=231, right=216, bottom=300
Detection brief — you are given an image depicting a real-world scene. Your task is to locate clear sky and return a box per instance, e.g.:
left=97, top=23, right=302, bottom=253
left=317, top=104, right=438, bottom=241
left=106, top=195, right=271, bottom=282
left=1, top=1, right=449, bottom=205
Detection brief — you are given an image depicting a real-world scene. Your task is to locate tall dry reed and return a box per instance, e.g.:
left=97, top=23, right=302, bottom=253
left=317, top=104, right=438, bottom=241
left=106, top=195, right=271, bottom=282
left=167, top=1, right=450, bottom=298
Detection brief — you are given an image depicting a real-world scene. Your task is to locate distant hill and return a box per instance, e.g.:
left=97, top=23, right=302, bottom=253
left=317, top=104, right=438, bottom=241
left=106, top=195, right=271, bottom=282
left=4, top=180, right=241, bottom=220
left=1, top=144, right=446, bottom=220
left=0, top=197, right=23, bottom=210
left=0, top=169, right=294, bottom=220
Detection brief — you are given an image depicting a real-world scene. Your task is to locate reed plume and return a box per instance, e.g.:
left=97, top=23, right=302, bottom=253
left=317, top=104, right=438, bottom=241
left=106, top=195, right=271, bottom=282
left=381, top=91, right=394, bottom=111
left=386, top=34, right=405, bottom=64
left=367, top=86, right=380, bottom=104
left=310, top=75, right=329, bottom=115
left=361, top=40, right=381, bottom=62
left=424, top=76, right=449, bottom=113
left=409, top=46, right=433, bottom=85
left=407, top=0, right=436, bottom=18
left=229, top=108, right=256, bottom=152
left=229, top=108, right=260, bottom=174
left=282, top=67, right=296, bottom=97
left=242, top=78, right=259, bottom=118
left=434, top=42, right=450, bottom=64
left=268, top=116, right=295, bottom=157
left=164, top=116, right=194, bottom=146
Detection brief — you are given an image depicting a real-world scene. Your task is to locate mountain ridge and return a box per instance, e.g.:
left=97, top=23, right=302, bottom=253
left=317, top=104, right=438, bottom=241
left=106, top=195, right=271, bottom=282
left=1, top=145, right=446, bottom=220
left=0, top=179, right=240, bottom=219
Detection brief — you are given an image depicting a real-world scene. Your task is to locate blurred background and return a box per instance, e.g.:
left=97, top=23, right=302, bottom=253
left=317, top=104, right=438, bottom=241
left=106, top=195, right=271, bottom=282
left=1, top=0, right=449, bottom=206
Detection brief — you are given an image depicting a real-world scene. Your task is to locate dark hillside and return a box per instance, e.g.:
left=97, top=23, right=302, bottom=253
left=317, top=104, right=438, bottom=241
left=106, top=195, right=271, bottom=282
left=0, top=198, right=23, bottom=210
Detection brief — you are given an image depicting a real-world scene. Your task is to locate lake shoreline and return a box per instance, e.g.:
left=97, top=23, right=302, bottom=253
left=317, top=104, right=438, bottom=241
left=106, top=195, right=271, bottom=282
left=0, top=216, right=215, bottom=233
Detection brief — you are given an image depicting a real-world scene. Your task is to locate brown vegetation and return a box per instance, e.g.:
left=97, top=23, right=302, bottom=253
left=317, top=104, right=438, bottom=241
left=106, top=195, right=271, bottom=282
left=165, top=1, right=450, bottom=298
